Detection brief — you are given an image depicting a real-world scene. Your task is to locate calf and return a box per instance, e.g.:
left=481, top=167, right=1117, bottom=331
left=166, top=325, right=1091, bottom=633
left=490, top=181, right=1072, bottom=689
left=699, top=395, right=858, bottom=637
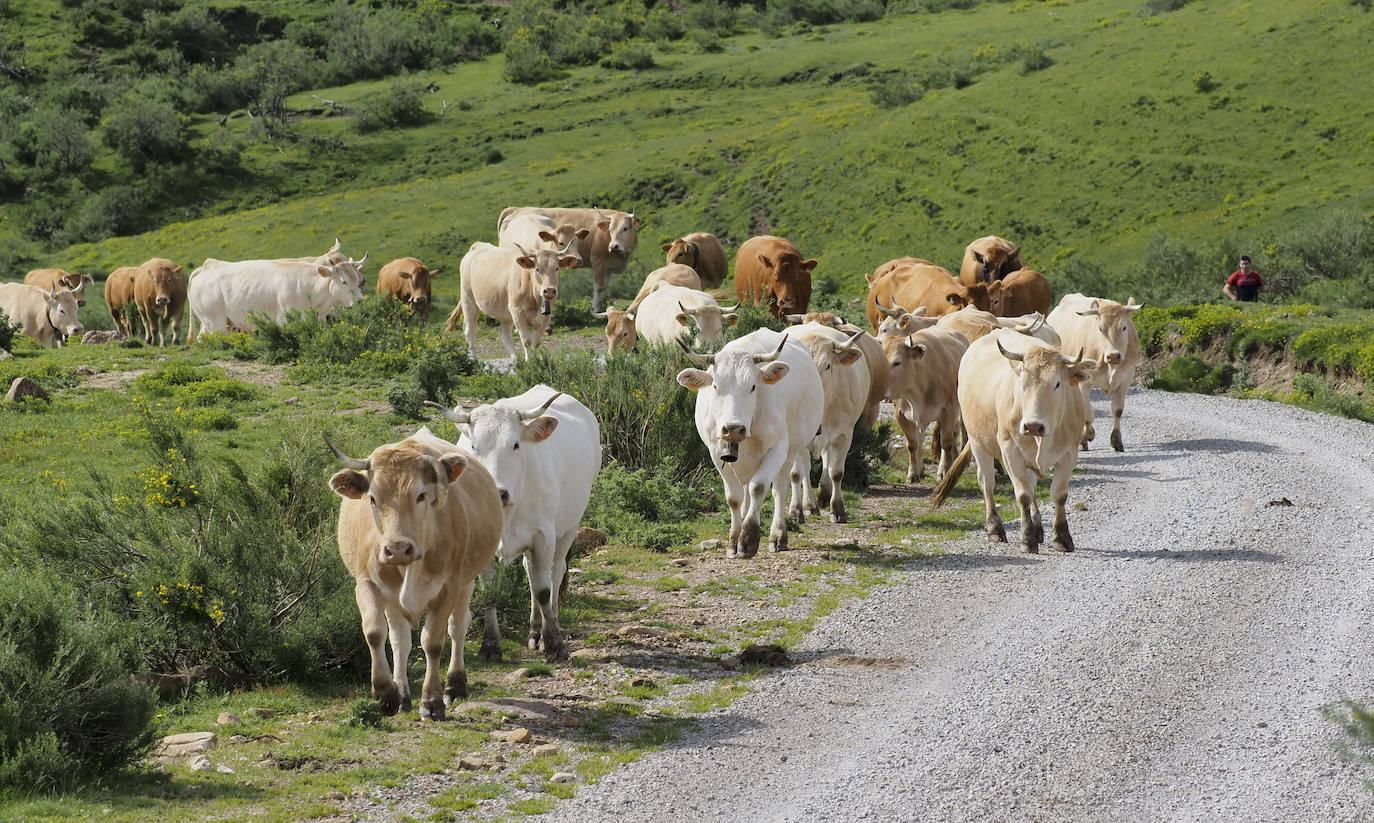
left=377, top=257, right=441, bottom=322
left=988, top=268, right=1051, bottom=317
left=134, top=258, right=187, bottom=346
left=326, top=428, right=502, bottom=719
left=429, top=387, right=600, bottom=662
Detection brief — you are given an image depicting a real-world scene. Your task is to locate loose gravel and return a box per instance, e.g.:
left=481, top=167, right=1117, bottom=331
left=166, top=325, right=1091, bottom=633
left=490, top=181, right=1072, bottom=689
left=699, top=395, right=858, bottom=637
left=543, top=389, right=1374, bottom=823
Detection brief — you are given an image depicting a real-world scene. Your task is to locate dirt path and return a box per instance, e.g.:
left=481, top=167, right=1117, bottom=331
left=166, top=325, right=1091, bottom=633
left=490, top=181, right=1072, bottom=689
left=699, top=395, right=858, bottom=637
left=543, top=389, right=1374, bottom=823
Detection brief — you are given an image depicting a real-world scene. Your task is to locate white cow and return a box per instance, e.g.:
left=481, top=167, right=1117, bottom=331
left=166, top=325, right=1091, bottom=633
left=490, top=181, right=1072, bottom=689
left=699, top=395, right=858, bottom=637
left=634, top=285, right=738, bottom=349
left=498, top=213, right=590, bottom=256
left=677, top=329, right=824, bottom=558
left=498, top=206, right=643, bottom=312
left=187, top=239, right=367, bottom=337
left=445, top=240, right=579, bottom=360
left=428, top=386, right=600, bottom=662
left=1047, top=294, right=1144, bottom=452
left=788, top=323, right=869, bottom=523
left=0, top=283, right=83, bottom=348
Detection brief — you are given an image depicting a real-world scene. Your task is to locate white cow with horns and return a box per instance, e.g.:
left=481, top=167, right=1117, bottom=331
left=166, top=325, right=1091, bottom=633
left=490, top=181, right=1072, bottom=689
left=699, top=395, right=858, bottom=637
left=427, top=387, right=600, bottom=662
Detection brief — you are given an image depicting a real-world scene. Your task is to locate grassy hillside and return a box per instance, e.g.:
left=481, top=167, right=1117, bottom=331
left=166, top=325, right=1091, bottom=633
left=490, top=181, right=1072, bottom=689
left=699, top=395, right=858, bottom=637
left=7, top=0, right=1373, bottom=308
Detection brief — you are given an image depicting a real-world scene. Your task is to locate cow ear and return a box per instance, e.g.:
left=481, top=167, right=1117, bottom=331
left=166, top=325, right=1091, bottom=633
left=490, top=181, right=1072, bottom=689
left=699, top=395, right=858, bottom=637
left=905, top=340, right=927, bottom=360
left=330, top=470, right=369, bottom=500
left=946, top=293, right=965, bottom=306
left=522, top=416, right=559, bottom=443
left=1068, top=361, right=1098, bottom=386
left=317, top=265, right=333, bottom=278
left=633, top=216, right=643, bottom=228
left=723, top=313, right=739, bottom=327
left=801, top=259, right=818, bottom=274
left=437, top=452, right=468, bottom=483
left=398, top=271, right=412, bottom=280
left=674, top=312, right=689, bottom=326
left=677, top=368, right=712, bottom=391
left=538, top=230, right=557, bottom=243
left=515, top=255, right=536, bottom=270
left=759, top=362, right=790, bottom=384
left=661, top=243, right=672, bottom=252
left=575, top=228, right=591, bottom=239
left=597, top=221, right=611, bottom=233
left=559, top=255, right=581, bottom=269
left=758, top=254, right=775, bottom=271
left=835, top=347, right=863, bottom=367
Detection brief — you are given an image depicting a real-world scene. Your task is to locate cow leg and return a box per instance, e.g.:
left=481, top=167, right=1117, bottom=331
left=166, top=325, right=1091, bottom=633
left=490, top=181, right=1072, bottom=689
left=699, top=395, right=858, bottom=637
left=445, top=578, right=478, bottom=705
left=1049, top=462, right=1075, bottom=553
left=936, top=408, right=960, bottom=479
left=385, top=605, right=415, bottom=714
left=825, top=431, right=851, bottom=523
left=1003, top=458, right=1042, bottom=554
left=744, top=445, right=790, bottom=557
left=525, top=535, right=567, bottom=662
left=769, top=465, right=791, bottom=553
left=508, top=311, right=532, bottom=360
left=721, top=466, right=745, bottom=559
left=591, top=266, right=609, bottom=314
left=1109, top=385, right=1127, bottom=452
left=790, top=452, right=811, bottom=521
left=355, top=579, right=403, bottom=715
left=417, top=600, right=453, bottom=721
left=972, top=444, right=1006, bottom=543
left=894, top=403, right=925, bottom=483
left=477, top=562, right=502, bottom=662
left=139, top=304, right=155, bottom=344
left=1079, top=385, right=1096, bottom=450
left=460, top=292, right=479, bottom=354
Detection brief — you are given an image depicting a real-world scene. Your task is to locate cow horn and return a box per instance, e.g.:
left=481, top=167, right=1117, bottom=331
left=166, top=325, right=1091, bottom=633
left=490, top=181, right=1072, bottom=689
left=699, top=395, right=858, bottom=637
left=424, top=400, right=471, bottom=425
left=322, top=433, right=370, bottom=471
left=996, top=339, right=1025, bottom=362
left=677, top=337, right=713, bottom=366
left=876, top=298, right=905, bottom=318
left=720, top=304, right=739, bottom=313
left=559, top=239, right=578, bottom=256
left=1014, top=312, right=1045, bottom=334
left=836, top=329, right=864, bottom=350
left=753, top=334, right=788, bottom=363
left=1062, top=348, right=1087, bottom=367
left=595, top=208, right=611, bottom=219
left=679, top=300, right=699, bottom=316
left=513, top=243, right=532, bottom=259
left=591, top=310, right=609, bottom=319
left=1076, top=307, right=1101, bottom=317
left=520, top=392, right=562, bottom=421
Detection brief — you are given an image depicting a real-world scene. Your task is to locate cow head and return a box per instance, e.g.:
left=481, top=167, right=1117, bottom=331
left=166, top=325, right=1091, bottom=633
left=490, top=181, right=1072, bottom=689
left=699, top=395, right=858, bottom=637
left=538, top=225, right=589, bottom=263
left=319, top=250, right=368, bottom=313
left=1075, top=297, right=1143, bottom=366
left=759, top=251, right=816, bottom=316
left=877, top=303, right=933, bottom=338
left=663, top=237, right=697, bottom=270
left=514, top=241, right=580, bottom=315
left=821, top=329, right=866, bottom=374
left=60, top=273, right=93, bottom=306
left=677, top=335, right=789, bottom=462
left=967, top=237, right=1023, bottom=283
left=426, top=394, right=560, bottom=530
left=998, top=340, right=1098, bottom=439
left=678, top=300, right=738, bottom=347
left=325, top=433, right=469, bottom=567
left=594, top=306, right=638, bottom=355
left=144, top=260, right=183, bottom=310
left=596, top=209, right=643, bottom=258
left=391, top=260, right=439, bottom=313
left=44, top=286, right=84, bottom=342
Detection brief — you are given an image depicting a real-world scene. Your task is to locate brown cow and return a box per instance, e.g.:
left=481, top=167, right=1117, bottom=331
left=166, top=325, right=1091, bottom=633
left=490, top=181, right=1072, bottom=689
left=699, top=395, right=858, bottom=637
left=662, top=232, right=728, bottom=289
left=627, top=263, right=702, bottom=312
left=326, top=428, right=503, bottom=719
left=734, top=235, right=816, bottom=319
left=133, top=258, right=187, bottom=346
left=104, top=266, right=141, bottom=339
left=865, top=259, right=991, bottom=330
left=25, top=269, right=93, bottom=307
left=959, top=236, right=1025, bottom=285
left=988, top=268, right=1051, bottom=317
left=593, top=305, right=638, bottom=355
left=377, top=257, right=440, bottom=322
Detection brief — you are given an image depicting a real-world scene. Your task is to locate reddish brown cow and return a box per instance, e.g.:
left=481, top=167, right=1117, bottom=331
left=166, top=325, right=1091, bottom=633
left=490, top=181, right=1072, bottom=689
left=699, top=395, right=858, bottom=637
left=377, top=257, right=441, bottom=322
left=987, top=268, right=1051, bottom=317
left=662, top=232, right=728, bottom=289
left=104, top=266, right=141, bottom=339
left=733, top=235, right=816, bottom=319
left=133, top=258, right=187, bottom=346
left=25, top=269, right=93, bottom=307
left=865, top=259, right=991, bottom=330
left=959, top=236, right=1025, bottom=286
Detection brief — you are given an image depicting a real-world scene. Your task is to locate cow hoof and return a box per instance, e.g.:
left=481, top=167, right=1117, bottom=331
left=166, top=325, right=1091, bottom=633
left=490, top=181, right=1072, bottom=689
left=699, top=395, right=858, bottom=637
left=1053, top=541, right=1074, bottom=553
left=419, top=700, right=446, bottom=722
left=1019, top=543, right=1040, bottom=554
left=1080, top=441, right=1089, bottom=452
left=399, top=696, right=413, bottom=715
left=988, top=525, right=1007, bottom=543
left=375, top=685, right=403, bottom=716
left=527, top=635, right=542, bottom=651
left=1111, top=431, right=1124, bottom=452
left=543, top=641, right=569, bottom=663
left=446, top=671, right=468, bottom=702
left=479, top=643, right=503, bottom=663
left=829, top=512, right=846, bottom=524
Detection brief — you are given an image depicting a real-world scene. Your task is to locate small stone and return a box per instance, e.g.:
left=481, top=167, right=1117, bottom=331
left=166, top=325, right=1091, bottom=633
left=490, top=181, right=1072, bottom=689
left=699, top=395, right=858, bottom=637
left=569, top=648, right=601, bottom=660
left=80, top=330, right=125, bottom=345
left=228, top=735, right=249, bottom=745
left=216, top=712, right=242, bottom=726
left=820, top=551, right=832, bottom=560
left=457, top=756, right=486, bottom=770
left=533, top=744, right=559, bottom=757
left=216, top=764, right=235, bottom=774
left=643, top=708, right=662, bottom=718
left=740, top=643, right=791, bottom=667
left=671, top=557, right=690, bottom=567
left=7, top=377, right=49, bottom=403
left=699, top=539, right=723, bottom=551
left=562, top=713, right=581, bottom=728
left=244, top=708, right=275, bottom=719
left=618, top=624, right=669, bottom=639
left=573, top=527, right=607, bottom=553
left=511, top=667, right=533, bottom=680
left=307, top=713, right=324, bottom=723
left=505, top=727, right=533, bottom=744
left=550, top=772, right=576, bottom=784
left=0, top=350, right=11, bottom=360
left=157, top=732, right=217, bottom=757
left=188, top=755, right=214, bottom=772
left=628, top=676, right=655, bottom=688
left=324, top=792, right=345, bottom=801
left=283, top=397, right=299, bottom=406
left=75, top=366, right=95, bottom=375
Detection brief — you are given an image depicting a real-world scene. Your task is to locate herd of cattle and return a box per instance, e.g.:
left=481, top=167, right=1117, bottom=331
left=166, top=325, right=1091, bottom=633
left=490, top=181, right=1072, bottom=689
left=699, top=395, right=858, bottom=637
left=1, top=209, right=1144, bottom=720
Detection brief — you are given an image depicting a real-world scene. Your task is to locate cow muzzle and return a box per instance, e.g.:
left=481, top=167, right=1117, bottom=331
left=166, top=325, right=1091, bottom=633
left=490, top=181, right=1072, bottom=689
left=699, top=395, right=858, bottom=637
left=1105, top=351, right=1123, bottom=365
left=381, top=539, right=421, bottom=566
left=1021, top=420, right=1047, bottom=437
left=156, top=296, right=170, bottom=306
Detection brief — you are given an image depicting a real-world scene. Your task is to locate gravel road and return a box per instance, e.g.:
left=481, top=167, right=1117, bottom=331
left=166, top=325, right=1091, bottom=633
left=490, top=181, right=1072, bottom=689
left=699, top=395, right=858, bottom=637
left=545, top=389, right=1374, bottom=823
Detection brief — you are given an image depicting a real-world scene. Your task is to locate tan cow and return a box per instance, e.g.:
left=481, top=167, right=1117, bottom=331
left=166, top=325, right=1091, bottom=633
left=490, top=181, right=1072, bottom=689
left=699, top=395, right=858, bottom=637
left=881, top=326, right=968, bottom=483
left=789, top=324, right=869, bottom=523
left=734, top=235, right=816, bottom=319
left=377, top=258, right=441, bottom=322
left=786, top=312, right=889, bottom=430
left=593, top=305, right=638, bottom=355
left=24, top=269, right=93, bottom=307
left=988, top=268, right=1051, bottom=317
left=0, top=283, right=83, bottom=348
left=446, top=240, right=579, bottom=359
left=959, top=236, right=1025, bottom=285
left=1047, top=294, right=1144, bottom=452
left=104, top=266, right=141, bottom=339
left=134, top=258, right=187, bottom=346
left=627, top=263, right=702, bottom=312
left=865, top=259, right=992, bottom=329
left=662, top=232, right=727, bottom=288
left=326, top=427, right=502, bottom=719
left=931, top=330, right=1098, bottom=554
left=497, top=207, right=642, bottom=313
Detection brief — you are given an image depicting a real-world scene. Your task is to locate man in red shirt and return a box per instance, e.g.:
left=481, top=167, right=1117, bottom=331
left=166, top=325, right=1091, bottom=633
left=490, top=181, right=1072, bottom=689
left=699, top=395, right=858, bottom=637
left=1223, top=256, right=1264, bottom=302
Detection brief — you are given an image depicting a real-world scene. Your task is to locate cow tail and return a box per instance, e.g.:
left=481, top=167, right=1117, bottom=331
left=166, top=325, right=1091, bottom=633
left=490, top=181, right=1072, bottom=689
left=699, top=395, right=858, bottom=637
left=929, top=442, right=973, bottom=510
left=443, top=302, right=463, bottom=334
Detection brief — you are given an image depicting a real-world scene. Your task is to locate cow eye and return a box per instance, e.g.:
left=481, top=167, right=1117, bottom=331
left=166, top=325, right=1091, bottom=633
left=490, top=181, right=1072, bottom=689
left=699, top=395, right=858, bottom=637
left=750, top=385, right=756, bottom=393
left=513, top=442, right=520, bottom=450
left=368, top=494, right=377, bottom=507
left=1054, top=380, right=1060, bottom=390
left=416, top=491, right=426, bottom=503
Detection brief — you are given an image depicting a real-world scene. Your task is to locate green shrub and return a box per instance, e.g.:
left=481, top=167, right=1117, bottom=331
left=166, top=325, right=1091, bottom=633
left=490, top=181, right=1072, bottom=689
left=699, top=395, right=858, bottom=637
left=645, top=8, right=686, bottom=42
left=0, top=568, right=159, bottom=793
left=1148, top=355, right=1234, bottom=394
left=2, top=409, right=362, bottom=687
left=1018, top=46, right=1055, bottom=74
left=1292, top=374, right=1374, bottom=423
left=600, top=42, right=656, bottom=71
left=870, top=72, right=924, bottom=108
left=102, top=93, right=191, bottom=171
left=504, top=25, right=561, bottom=84
left=387, top=335, right=485, bottom=419
left=0, top=308, right=17, bottom=353
left=354, top=80, right=431, bottom=133
left=133, top=364, right=258, bottom=407
left=584, top=462, right=714, bottom=550
left=1193, top=71, right=1218, bottom=93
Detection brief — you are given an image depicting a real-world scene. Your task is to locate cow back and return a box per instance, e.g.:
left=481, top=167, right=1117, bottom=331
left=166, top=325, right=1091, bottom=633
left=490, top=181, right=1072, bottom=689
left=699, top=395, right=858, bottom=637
left=665, top=232, right=728, bottom=288
left=866, top=260, right=968, bottom=327
left=990, top=268, right=1051, bottom=317
left=630, top=264, right=702, bottom=311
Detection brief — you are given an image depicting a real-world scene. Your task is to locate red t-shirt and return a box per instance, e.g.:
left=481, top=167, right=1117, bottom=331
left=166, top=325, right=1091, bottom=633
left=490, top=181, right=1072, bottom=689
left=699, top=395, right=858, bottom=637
left=1227, top=269, right=1262, bottom=301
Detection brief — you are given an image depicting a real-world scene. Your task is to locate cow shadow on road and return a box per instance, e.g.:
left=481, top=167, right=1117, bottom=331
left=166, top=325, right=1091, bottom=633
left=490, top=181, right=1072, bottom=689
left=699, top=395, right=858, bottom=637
left=1074, top=545, right=1286, bottom=563
left=1082, top=437, right=1282, bottom=465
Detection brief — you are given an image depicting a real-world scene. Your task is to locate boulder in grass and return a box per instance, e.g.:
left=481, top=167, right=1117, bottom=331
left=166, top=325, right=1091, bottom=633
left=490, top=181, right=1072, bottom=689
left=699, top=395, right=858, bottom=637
left=81, top=330, right=126, bottom=345
left=7, top=377, right=49, bottom=402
